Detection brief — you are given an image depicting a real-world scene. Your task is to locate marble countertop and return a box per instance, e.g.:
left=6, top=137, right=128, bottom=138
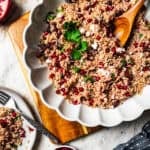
left=0, top=0, right=150, bottom=150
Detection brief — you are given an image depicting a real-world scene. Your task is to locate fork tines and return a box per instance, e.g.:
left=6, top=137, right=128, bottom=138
left=0, top=91, right=11, bottom=105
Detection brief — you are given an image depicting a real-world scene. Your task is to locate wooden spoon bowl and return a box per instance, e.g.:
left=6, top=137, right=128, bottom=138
left=114, top=0, right=145, bottom=46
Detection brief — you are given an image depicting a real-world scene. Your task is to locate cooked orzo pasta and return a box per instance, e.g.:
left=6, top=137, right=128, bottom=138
left=37, top=0, right=150, bottom=108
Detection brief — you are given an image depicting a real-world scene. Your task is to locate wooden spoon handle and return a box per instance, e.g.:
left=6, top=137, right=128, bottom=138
left=124, top=0, right=145, bottom=22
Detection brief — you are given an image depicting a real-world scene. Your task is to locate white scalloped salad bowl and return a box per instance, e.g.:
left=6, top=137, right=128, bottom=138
left=23, top=0, right=150, bottom=127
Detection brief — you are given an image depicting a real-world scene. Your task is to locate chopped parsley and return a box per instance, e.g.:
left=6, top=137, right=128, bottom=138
left=121, top=59, right=127, bottom=68
left=71, top=50, right=82, bottom=60
left=63, top=21, right=88, bottom=60
left=76, top=41, right=88, bottom=52
left=139, top=33, right=143, bottom=39
left=71, top=41, right=88, bottom=60
left=84, top=75, right=94, bottom=83
left=64, top=29, right=81, bottom=43
left=72, top=66, right=80, bottom=73
left=110, top=73, right=115, bottom=80
left=46, top=12, right=56, bottom=22
left=63, top=21, right=77, bottom=31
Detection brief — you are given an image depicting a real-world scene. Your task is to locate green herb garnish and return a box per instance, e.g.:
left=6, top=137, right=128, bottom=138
left=72, top=66, right=80, bottom=73
left=63, top=21, right=81, bottom=43
left=121, top=59, right=127, bottom=68
left=63, top=21, right=77, bottom=31
left=139, top=33, right=143, bottom=39
left=56, top=7, right=64, bottom=13
left=110, top=73, right=115, bottom=80
left=63, top=21, right=88, bottom=60
left=84, top=76, right=94, bottom=83
left=46, top=12, right=56, bottom=21
left=76, top=41, right=88, bottom=52
left=14, top=116, right=21, bottom=122
left=71, top=50, right=82, bottom=60
left=64, top=29, right=81, bottom=43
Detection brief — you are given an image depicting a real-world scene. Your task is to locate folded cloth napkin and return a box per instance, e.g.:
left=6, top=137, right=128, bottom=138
left=114, top=121, right=150, bottom=150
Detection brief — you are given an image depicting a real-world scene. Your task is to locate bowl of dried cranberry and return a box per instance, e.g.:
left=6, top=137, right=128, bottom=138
left=24, top=0, right=150, bottom=127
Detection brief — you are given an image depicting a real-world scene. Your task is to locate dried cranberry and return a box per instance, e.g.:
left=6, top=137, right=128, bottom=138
left=72, top=87, right=79, bottom=95
left=87, top=18, right=92, bottom=23
left=56, top=89, right=61, bottom=94
left=72, top=100, right=79, bottom=105
left=116, top=84, right=128, bottom=90
left=93, top=76, right=101, bottom=81
left=113, top=100, right=120, bottom=107
left=61, top=88, right=67, bottom=96
left=79, top=69, right=86, bottom=75
left=99, top=62, right=104, bottom=68
left=65, top=71, right=71, bottom=78
left=124, top=92, right=131, bottom=97
left=49, top=73, right=55, bottom=79
left=79, top=87, right=84, bottom=92
left=60, top=54, right=67, bottom=60
left=133, top=42, right=138, bottom=48
left=96, top=35, right=101, bottom=40
left=20, top=128, right=26, bottom=138
left=59, top=79, right=67, bottom=85
left=105, top=6, right=114, bottom=11
left=142, top=66, right=150, bottom=71
left=140, top=42, right=145, bottom=48
left=89, top=99, right=94, bottom=106
left=0, top=119, right=8, bottom=128
left=12, top=111, right=17, bottom=117
left=111, top=47, right=116, bottom=53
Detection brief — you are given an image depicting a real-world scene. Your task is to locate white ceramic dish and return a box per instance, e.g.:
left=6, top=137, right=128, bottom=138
left=0, top=87, right=37, bottom=150
left=23, top=0, right=150, bottom=127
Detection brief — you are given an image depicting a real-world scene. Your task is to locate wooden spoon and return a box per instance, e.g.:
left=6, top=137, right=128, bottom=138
left=114, top=0, right=145, bottom=47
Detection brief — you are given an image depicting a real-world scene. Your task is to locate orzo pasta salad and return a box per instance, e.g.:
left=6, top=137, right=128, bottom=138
left=0, top=107, right=25, bottom=150
left=37, top=0, right=150, bottom=108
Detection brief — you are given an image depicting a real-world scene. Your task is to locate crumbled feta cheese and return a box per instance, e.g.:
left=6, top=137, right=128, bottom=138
left=86, top=31, right=91, bottom=37
left=46, top=59, right=52, bottom=64
left=57, top=12, right=64, bottom=18
left=139, top=53, right=144, bottom=58
left=116, top=47, right=125, bottom=53
left=90, top=24, right=95, bottom=32
left=79, top=27, right=85, bottom=34
left=97, top=69, right=110, bottom=77
left=91, top=41, right=98, bottom=49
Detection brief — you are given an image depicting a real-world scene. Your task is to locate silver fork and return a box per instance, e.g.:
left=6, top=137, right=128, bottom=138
left=0, top=91, right=76, bottom=150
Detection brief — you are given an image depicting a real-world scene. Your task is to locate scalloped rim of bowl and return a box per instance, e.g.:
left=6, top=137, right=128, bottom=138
left=23, top=0, right=150, bottom=127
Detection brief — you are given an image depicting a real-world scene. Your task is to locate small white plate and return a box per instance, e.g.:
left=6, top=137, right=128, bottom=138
left=0, top=87, right=37, bottom=150
left=23, top=0, right=150, bottom=127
